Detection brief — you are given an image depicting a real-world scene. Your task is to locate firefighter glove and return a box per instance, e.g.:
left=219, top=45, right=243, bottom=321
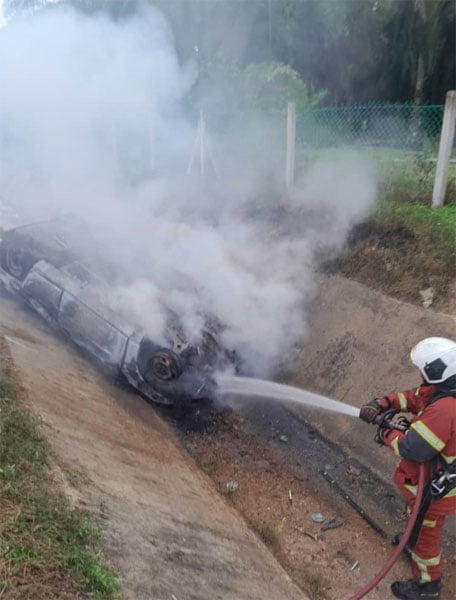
left=374, top=426, right=391, bottom=446
left=359, top=397, right=390, bottom=424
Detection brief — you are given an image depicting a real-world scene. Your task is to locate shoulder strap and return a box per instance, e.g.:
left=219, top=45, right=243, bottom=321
left=425, top=389, right=456, bottom=406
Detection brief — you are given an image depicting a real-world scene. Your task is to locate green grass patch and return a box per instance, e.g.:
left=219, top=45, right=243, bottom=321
left=334, top=199, right=455, bottom=305
left=0, top=368, right=120, bottom=598
left=378, top=199, right=456, bottom=233
left=0, top=369, right=16, bottom=401
left=376, top=201, right=456, bottom=264
left=375, top=145, right=456, bottom=205
left=296, top=143, right=456, bottom=205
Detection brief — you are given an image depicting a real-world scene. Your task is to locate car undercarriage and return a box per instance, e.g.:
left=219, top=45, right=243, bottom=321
left=0, top=218, right=231, bottom=406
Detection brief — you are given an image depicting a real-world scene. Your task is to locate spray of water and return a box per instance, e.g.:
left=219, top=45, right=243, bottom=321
left=217, top=375, right=360, bottom=417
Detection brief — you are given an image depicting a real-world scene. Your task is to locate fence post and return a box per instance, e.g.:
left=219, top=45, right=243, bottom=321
left=285, top=102, right=296, bottom=189
left=432, top=90, right=456, bottom=207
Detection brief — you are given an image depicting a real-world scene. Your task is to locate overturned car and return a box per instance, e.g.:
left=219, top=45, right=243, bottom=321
left=0, top=218, right=230, bottom=406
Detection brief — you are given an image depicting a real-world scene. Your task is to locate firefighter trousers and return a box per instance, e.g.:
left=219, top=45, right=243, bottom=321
left=408, top=508, right=445, bottom=583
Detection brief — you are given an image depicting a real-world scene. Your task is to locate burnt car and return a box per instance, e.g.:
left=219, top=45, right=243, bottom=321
left=0, top=217, right=229, bottom=406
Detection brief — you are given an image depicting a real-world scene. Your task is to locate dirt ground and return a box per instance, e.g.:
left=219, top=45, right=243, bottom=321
left=173, top=405, right=412, bottom=600
left=168, top=386, right=455, bottom=600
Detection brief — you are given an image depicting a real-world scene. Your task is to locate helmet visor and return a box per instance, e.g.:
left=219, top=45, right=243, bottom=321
left=423, top=358, right=446, bottom=383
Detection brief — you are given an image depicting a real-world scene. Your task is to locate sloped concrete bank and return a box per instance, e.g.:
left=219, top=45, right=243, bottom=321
left=290, top=274, right=456, bottom=540
left=0, top=294, right=306, bottom=600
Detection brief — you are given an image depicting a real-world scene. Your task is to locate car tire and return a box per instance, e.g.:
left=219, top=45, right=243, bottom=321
left=138, top=339, right=183, bottom=384
left=0, top=244, right=36, bottom=280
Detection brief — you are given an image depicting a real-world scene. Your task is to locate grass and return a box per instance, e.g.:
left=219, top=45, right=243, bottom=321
left=0, top=368, right=120, bottom=598
left=333, top=198, right=455, bottom=306
left=64, top=466, right=91, bottom=490
left=367, top=148, right=456, bottom=282
left=307, top=143, right=456, bottom=305
left=377, top=200, right=456, bottom=259
left=378, top=154, right=456, bottom=205
left=296, top=143, right=456, bottom=205
left=377, top=201, right=455, bottom=297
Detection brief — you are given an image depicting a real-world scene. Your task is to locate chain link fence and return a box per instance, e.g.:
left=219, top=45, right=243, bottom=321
left=297, top=103, right=444, bottom=150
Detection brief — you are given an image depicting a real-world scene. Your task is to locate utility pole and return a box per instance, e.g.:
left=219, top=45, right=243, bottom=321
left=432, top=91, right=456, bottom=207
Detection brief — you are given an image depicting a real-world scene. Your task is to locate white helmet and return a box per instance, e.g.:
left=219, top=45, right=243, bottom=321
left=410, top=337, right=456, bottom=384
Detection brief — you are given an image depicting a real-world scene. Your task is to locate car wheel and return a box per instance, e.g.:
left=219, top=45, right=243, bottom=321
left=138, top=340, right=183, bottom=384
left=1, top=244, right=35, bottom=280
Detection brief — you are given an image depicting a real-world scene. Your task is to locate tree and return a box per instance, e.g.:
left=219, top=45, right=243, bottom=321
left=3, top=0, right=454, bottom=105
left=372, top=0, right=455, bottom=104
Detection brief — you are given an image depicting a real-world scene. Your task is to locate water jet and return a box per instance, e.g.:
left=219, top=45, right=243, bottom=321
left=217, top=375, right=360, bottom=417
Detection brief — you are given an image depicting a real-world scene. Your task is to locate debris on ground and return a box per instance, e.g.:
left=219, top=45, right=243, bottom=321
left=419, top=287, right=435, bottom=308
left=295, top=526, right=319, bottom=542
left=321, top=517, right=344, bottom=531
left=311, top=512, right=325, bottom=523
left=226, top=480, right=239, bottom=493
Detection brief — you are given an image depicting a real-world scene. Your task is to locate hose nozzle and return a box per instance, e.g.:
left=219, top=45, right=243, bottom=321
left=375, top=409, right=410, bottom=432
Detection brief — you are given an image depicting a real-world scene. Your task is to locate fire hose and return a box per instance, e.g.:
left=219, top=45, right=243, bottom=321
left=349, top=411, right=427, bottom=600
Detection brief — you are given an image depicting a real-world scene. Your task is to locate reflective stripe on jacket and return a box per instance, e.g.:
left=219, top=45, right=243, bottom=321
left=382, top=384, right=456, bottom=515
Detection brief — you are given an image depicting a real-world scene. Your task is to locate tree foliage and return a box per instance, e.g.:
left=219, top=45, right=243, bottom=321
left=3, top=0, right=455, bottom=105
left=190, top=55, right=323, bottom=125
left=373, top=0, right=456, bottom=104
left=153, top=0, right=455, bottom=106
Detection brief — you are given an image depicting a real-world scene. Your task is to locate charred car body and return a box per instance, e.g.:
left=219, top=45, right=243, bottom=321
left=0, top=218, right=228, bottom=405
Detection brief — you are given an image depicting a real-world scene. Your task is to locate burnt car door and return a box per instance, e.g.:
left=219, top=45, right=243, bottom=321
left=56, top=262, right=128, bottom=371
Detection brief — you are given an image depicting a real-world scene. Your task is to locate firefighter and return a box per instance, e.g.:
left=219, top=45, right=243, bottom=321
left=360, top=337, right=456, bottom=600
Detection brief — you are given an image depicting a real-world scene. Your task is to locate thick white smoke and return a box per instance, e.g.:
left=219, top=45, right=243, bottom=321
left=0, top=5, right=377, bottom=375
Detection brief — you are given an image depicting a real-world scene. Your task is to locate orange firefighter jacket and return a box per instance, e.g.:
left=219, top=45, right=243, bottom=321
left=382, top=383, right=456, bottom=515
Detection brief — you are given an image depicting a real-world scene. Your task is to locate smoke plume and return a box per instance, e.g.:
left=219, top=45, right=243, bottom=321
left=0, top=4, right=377, bottom=375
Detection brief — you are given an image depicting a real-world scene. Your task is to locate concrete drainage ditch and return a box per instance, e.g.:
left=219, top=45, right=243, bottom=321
left=0, top=274, right=455, bottom=599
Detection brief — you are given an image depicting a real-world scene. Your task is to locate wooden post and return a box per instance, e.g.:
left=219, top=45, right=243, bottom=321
left=432, top=90, right=456, bottom=207
left=285, top=101, right=296, bottom=189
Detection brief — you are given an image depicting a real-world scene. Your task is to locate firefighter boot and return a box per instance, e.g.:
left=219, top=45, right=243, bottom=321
left=391, top=579, right=440, bottom=599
